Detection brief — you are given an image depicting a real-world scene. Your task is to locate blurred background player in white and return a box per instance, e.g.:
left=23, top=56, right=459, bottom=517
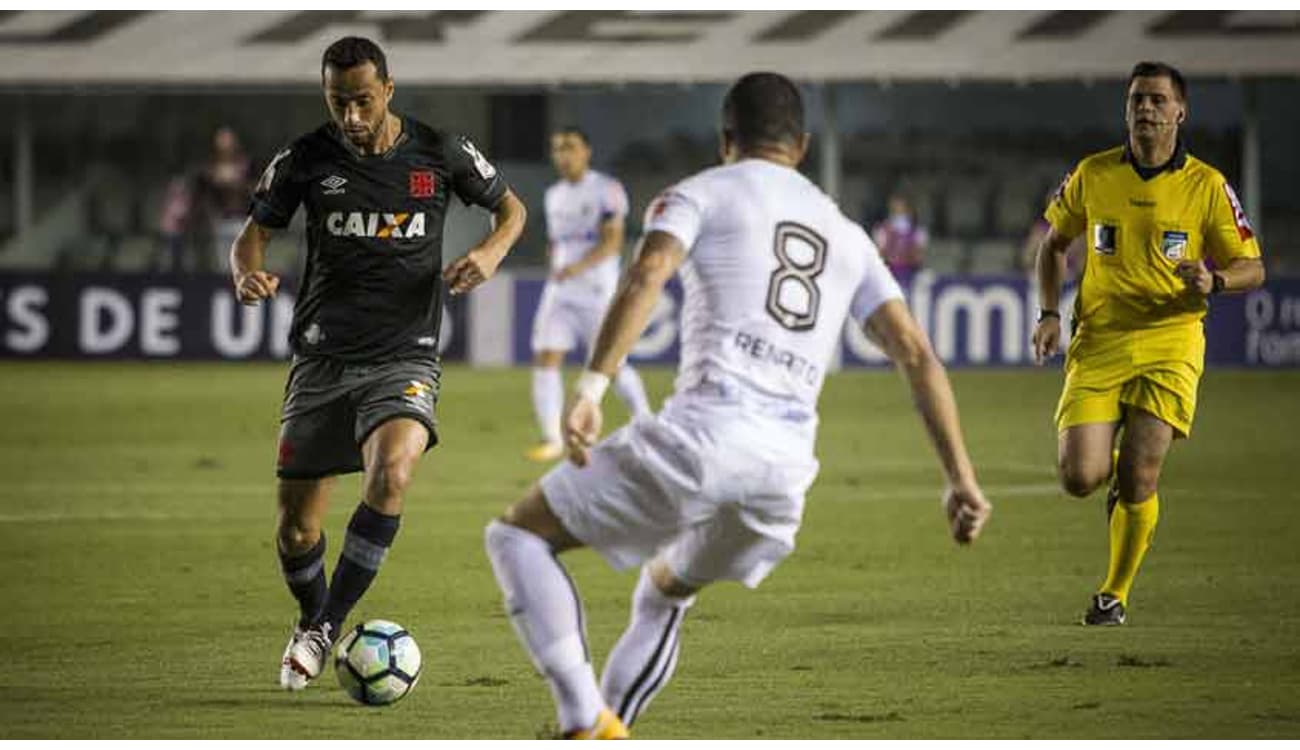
left=485, top=72, right=992, bottom=738
left=527, top=127, right=650, bottom=462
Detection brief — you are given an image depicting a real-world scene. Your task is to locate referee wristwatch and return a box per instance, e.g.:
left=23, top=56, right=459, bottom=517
left=1038, top=309, right=1061, bottom=323
left=1210, top=272, right=1226, bottom=295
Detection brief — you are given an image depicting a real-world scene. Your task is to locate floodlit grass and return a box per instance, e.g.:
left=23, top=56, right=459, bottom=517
left=1, top=362, right=1297, bottom=738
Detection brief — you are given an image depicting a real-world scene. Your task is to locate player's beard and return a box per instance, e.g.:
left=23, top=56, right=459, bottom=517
left=344, top=121, right=381, bottom=149
left=341, top=114, right=388, bottom=151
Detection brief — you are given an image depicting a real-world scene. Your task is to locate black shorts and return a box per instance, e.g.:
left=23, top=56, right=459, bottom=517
left=276, top=356, right=441, bottom=480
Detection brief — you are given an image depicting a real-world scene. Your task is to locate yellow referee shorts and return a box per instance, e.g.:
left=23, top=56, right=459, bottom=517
left=1055, top=325, right=1206, bottom=438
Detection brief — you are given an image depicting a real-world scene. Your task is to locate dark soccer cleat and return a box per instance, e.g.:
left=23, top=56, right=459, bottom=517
left=1082, top=593, right=1126, bottom=626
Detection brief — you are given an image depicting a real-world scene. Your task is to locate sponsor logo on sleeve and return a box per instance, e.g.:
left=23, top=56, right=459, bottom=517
left=1223, top=183, right=1255, bottom=241
left=256, top=148, right=292, bottom=193
left=460, top=139, right=498, bottom=180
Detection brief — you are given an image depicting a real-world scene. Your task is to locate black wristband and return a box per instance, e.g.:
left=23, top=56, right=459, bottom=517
left=1210, top=272, right=1226, bottom=295
left=1038, top=309, right=1061, bottom=322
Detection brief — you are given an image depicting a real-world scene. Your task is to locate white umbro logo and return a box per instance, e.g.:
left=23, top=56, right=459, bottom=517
left=320, top=175, right=348, bottom=194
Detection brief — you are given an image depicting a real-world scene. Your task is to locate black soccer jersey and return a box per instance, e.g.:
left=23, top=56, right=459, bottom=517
left=250, top=115, right=507, bottom=362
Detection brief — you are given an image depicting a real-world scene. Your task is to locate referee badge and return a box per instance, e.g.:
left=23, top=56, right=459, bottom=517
left=1093, top=223, right=1117, bottom=255
left=1162, top=230, right=1189, bottom=261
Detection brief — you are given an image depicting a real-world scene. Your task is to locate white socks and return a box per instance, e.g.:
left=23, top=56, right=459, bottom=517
left=600, top=565, right=694, bottom=726
left=531, top=367, right=564, bottom=445
left=484, top=520, right=604, bottom=733
left=614, top=365, right=651, bottom=417
left=536, top=364, right=649, bottom=445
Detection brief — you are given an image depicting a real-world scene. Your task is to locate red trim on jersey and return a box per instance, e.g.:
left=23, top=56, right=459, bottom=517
left=1223, top=183, right=1255, bottom=242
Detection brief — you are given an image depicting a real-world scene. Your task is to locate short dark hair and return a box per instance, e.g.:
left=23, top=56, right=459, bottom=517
left=322, top=36, right=389, bottom=81
left=552, top=125, right=590, bottom=145
left=721, top=72, right=804, bottom=151
left=1130, top=61, right=1186, bottom=102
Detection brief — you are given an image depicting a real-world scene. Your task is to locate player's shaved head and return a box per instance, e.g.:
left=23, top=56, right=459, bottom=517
left=722, top=72, right=805, bottom=152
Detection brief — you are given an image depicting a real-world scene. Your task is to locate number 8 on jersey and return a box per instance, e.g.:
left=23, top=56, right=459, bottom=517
left=767, top=221, right=828, bottom=331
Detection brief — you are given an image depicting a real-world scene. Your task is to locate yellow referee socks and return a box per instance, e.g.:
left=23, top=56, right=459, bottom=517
left=1100, top=493, right=1159, bottom=604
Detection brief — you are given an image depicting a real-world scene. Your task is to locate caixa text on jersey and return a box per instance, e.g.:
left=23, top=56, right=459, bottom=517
left=326, top=211, right=427, bottom=239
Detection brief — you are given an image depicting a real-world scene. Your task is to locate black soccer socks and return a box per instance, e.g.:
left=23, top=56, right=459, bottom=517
left=279, top=533, right=328, bottom=628
left=321, top=503, right=401, bottom=633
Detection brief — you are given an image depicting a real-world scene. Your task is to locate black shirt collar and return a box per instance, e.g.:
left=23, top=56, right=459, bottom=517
left=1122, top=139, right=1188, bottom=181
left=332, top=114, right=409, bottom=160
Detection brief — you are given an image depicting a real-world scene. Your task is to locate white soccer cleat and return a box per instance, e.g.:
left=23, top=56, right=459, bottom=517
left=279, top=626, right=309, bottom=691
left=287, top=622, right=334, bottom=683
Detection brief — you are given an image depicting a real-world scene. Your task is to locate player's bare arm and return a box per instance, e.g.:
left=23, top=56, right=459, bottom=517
left=1175, top=256, right=1266, bottom=296
left=1031, top=225, right=1077, bottom=364
left=865, top=299, right=991, bottom=544
left=556, top=215, right=625, bottom=281
left=563, top=230, right=686, bottom=466
left=230, top=217, right=281, bottom=305
left=443, top=189, right=527, bottom=295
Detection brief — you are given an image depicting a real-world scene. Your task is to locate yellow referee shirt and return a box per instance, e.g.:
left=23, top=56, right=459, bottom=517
left=1045, top=142, right=1262, bottom=334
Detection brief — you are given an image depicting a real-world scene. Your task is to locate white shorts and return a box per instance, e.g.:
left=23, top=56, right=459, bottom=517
left=539, top=394, right=819, bottom=588
left=530, top=282, right=613, bottom=354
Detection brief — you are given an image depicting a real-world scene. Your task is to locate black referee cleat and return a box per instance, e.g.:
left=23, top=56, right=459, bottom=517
left=1082, top=593, right=1126, bottom=626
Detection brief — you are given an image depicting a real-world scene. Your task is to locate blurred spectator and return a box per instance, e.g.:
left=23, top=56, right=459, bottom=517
left=154, top=174, right=193, bottom=272
left=871, top=194, right=928, bottom=279
left=1021, top=185, right=1084, bottom=281
left=193, top=126, right=253, bottom=273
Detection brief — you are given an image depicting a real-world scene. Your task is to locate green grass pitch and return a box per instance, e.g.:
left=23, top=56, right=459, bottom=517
left=1, top=362, right=1298, bottom=738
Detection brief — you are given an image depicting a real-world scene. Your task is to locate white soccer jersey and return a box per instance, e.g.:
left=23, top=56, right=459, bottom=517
left=544, top=169, right=630, bottom=295
left=645, top=158, right=904, bottom=414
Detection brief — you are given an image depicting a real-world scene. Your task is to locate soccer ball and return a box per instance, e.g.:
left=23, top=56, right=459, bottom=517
left=333, top=619, right=422, bottom=706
